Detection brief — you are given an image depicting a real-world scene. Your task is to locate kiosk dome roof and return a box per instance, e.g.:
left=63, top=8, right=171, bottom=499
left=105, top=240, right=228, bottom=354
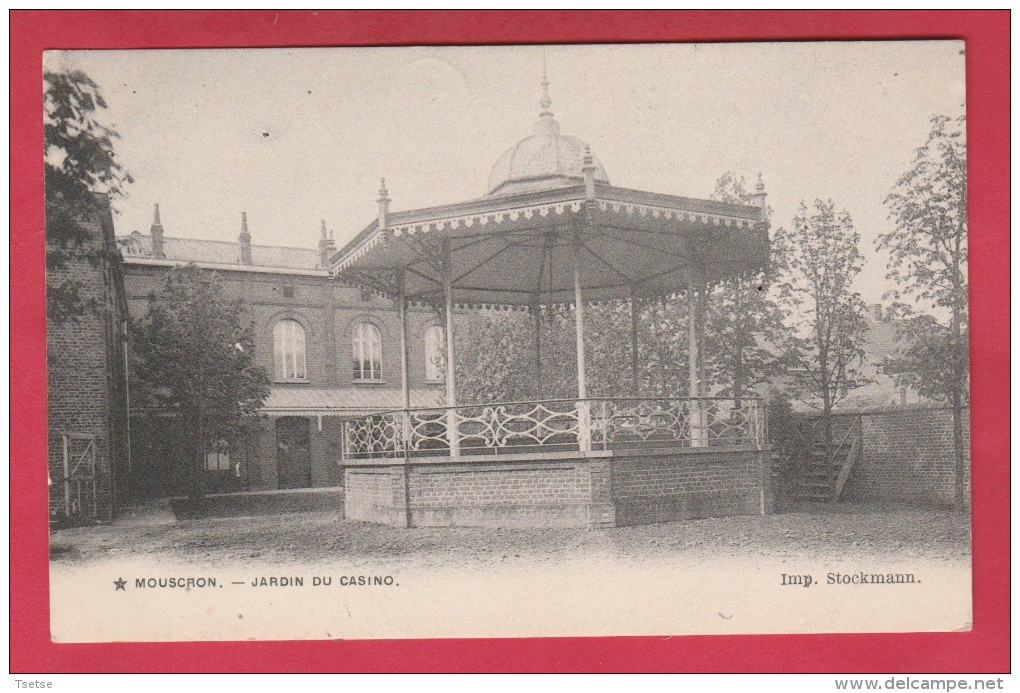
left=486, top=77, right=609, bottom=196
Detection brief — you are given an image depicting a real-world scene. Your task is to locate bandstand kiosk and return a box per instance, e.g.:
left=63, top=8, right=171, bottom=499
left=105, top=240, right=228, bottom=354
left=332, top=77, right=774, bottom=528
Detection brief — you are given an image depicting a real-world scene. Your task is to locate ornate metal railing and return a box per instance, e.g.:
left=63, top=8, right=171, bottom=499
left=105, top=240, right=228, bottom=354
left=341, top=397, right=766, bottom=460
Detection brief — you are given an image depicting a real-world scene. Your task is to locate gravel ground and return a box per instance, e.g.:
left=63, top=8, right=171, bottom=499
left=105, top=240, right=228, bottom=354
left=49, top=501, right=972, bottom=641
left=50, top=501, right=971, bottom=569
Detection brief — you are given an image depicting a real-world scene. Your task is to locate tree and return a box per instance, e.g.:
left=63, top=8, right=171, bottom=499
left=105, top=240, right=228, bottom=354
left=704, top=172, right=792, bottom=399
left=779, top=200, right=869, bottom=458
left=131, top=266, right=271, bottom=499
left=44, top=69, right=132, bottom=323
left=879, top=114, right=969, bottom=507
left=884, top=310, right=969, bottom=405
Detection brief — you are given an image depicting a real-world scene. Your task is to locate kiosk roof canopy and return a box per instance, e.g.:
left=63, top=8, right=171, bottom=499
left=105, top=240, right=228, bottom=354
left=333, top=181, right=769, bottom=306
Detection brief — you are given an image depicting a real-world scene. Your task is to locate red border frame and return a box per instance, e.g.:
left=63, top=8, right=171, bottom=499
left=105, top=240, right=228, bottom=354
left=11, top=11, right=1009, bottom=673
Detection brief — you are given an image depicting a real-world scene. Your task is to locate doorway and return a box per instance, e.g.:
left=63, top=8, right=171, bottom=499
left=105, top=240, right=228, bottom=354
left=276, top=417, right=311, bottom=489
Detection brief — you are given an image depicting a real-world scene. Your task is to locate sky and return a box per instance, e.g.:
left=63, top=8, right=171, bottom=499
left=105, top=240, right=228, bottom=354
left=48, top=42, right=965, bottom=306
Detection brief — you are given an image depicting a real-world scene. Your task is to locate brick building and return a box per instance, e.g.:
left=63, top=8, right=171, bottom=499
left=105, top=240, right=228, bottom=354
left=47, top=196, right=130, bottom=524
left=118, top=206, right=444, bottom=498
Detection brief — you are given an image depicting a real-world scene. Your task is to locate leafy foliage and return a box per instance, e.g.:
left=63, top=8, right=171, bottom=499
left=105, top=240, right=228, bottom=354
left=884, top=311, right=969, bottom=404
left=704, top=172, right=792, bottom=399
left=879, top=115, right=969, bottom=404
left=44, top=69, right=132, bottom=323
left=778, top=200, right=868, bottom=436
left=879, top=115, right=969, bottom=506
left=880, top=115, right=967, bottom=316
left=131, top=266, right=271, bottom=497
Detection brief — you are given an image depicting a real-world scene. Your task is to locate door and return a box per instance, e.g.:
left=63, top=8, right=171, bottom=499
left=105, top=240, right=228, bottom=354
left=62, top=434, right=97, bottom=523
left=276, top=417, right=311, bottom=489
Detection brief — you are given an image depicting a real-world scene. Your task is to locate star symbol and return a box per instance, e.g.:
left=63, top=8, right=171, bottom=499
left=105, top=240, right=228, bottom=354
left=114, top=577, right=126, bottom=591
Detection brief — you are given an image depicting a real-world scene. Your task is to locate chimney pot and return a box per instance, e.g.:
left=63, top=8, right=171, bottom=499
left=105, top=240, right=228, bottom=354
left=318, top=221, right=336, bottom=269
left=150, top=203, right=165, bottom=259
left=239, top=212, right=252, bottom=265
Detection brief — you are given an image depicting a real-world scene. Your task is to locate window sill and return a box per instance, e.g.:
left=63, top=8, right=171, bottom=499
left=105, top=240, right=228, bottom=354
left=274, top=379, right=310, bottom=385
left=351, top=379, right=387, bottom=386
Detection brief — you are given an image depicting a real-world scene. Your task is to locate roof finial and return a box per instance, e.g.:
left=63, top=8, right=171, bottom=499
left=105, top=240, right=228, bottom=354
left=153, top=203, right=161, bottom=226
left=377, top=178, right=390, bottom=230
left=583, top=146, right=596, bottom=200
left=539, top=48, right=552, bottom=116
left=240, top=211, right=249, bottom=236
left=320, top=219, right=328, bottom=240
left=749, top=173, right=768, bottom=210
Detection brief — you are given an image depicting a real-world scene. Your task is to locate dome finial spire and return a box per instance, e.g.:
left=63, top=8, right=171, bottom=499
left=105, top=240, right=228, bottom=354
left=539, top=47, right=552, bottom=116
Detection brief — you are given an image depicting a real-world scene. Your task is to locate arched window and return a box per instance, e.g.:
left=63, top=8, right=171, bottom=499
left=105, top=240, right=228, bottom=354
left=424, top=325, right=445, bottom=383
left=273, top=319, right=306, bottom=381
left=352, top=322, right=382, bottom=381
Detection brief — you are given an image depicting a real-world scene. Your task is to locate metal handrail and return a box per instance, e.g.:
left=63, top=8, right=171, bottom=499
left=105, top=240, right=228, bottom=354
left=336, top=396, right=763, bottom=422
left=341, top=396, right=766, bottom=460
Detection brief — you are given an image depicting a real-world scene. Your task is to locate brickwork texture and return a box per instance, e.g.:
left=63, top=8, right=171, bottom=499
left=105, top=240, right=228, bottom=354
left=841, top=406, right=971, bottom=506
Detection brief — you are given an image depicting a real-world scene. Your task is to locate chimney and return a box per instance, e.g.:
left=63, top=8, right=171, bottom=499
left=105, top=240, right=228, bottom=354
left=899, top=387, right=908, bottom=405
left=239, top=212, right=252, bottom=265
left=150, top=203, right=165, bottom=259
left=377, top=179, right=390, bottom=230
left=870, top=304, right=883, bottom=321
left=318, top=220, right=336, bottom=269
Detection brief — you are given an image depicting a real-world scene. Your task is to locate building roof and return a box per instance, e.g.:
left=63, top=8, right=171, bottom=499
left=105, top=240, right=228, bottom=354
left=333, top=180, right=768, bottom=306
left=487, top=97, right=607, bottom=194
left=261, top=386, right=445, bottom=416
left=117, top=233, right=322, bottom=272
left=487, top=82, right=609, bottom=196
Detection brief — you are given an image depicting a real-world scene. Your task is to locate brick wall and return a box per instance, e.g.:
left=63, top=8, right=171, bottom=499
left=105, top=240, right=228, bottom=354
left=841, top=406, right=971, bottom=506
left=409, top=463, right=592, bottom=528
left=345, top=467, right=406, bottom=526
left=47, top=200, right=128, bottom=522
left=343, top=447, right=773, bottom=529
left=610, top=447, right=771, bottom=526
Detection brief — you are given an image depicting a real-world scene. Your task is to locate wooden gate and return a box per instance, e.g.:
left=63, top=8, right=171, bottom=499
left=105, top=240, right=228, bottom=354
left=62, top=434, right=97, bottom=522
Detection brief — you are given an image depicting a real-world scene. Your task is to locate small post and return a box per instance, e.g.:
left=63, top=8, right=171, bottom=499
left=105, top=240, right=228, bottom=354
left=688, top=282, right=707, bottom=447
left=397, top=267, right=413, bottom=528
left=530, top=297, right=542, bottom=399
left=443, top=236, right=460, bottom=456
left=397, top=268, right=411, bottom=414
left=629, top=286, right=640, bottom=397
left=573, top=236, right=590, bottom=452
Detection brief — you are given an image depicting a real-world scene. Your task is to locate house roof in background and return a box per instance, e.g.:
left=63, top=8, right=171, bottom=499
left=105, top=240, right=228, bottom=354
left=117, top=233, right=322, bottom=271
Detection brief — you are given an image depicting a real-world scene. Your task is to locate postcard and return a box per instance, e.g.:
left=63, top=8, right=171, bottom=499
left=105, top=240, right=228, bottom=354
left=44, top=41, right=974, bottom=644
